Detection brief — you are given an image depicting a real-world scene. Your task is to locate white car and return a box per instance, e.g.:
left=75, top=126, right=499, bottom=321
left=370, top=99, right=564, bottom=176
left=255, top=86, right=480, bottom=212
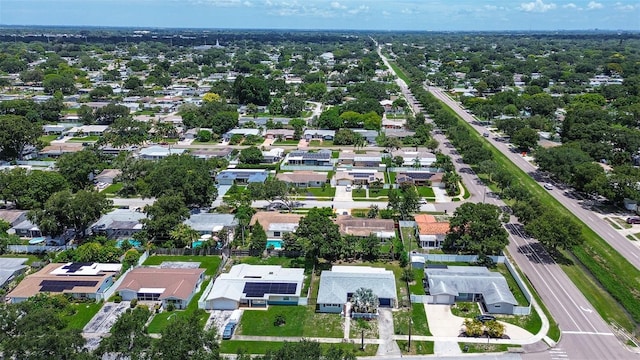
left=345, top=185, right=352, bottom=192
left=544, top=183, right=554, bottom=190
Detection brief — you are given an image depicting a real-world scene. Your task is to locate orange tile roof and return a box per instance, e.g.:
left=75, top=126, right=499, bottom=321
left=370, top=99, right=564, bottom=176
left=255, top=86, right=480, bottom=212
left=417, top=222, right=450, bottom=235
left=414, top=214, right=436, bottom=225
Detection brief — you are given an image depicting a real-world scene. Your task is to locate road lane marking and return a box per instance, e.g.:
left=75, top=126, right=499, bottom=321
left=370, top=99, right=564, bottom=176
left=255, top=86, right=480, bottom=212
left=562, top=331, right=614, bottom=336
left=579, top=306, right=592, bottom=313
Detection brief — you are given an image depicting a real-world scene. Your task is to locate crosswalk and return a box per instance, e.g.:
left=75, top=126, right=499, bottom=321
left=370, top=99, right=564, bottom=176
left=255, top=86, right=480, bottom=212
left=549, top=348, right=569, bottom=360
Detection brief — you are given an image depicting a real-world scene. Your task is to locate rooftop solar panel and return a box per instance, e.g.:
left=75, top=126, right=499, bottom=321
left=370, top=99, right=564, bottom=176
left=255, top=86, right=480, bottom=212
left=62, top=262, right=94, bottom=273
left=39, top=279, right=99, bottom=292
left=243, top=282, right=297, bottom=297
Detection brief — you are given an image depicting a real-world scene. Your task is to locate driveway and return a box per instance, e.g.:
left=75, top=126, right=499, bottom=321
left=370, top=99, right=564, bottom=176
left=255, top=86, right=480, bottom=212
left=83, top=301, right=130, bottom=335
left=334, top=185, right=352, bottom=202
left=376, top=309, right=401, bottom=356
left=425, top=304, right=534, bottom=340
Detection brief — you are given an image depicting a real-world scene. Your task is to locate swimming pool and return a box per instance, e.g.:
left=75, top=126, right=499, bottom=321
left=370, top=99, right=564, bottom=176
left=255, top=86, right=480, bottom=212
left=266, top=239, right=283, bottom=249
left=116, top=239, right=142, bottom=248
left=192, top=240, right=205, bottom=248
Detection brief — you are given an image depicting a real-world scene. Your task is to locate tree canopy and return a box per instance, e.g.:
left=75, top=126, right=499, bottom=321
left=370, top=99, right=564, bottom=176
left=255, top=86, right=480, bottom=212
left=443, top=203, right=508, bottom=256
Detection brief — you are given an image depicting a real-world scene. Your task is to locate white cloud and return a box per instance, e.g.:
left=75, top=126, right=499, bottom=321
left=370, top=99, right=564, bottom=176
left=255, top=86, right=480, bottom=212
left=485, top=5, right=498, bottom=11
left=614, top=2, right=636, bottom=11
left=519, top=0, right=557, bottom=12
left=330, top=1, right=346, bottom=10
left=587, top=1, right=604, bottom=10
left=562, top=3, right=577, bottom=9
left=347, top=4, right=368, bottom=15
left=381, top=10, right=390, bottom=16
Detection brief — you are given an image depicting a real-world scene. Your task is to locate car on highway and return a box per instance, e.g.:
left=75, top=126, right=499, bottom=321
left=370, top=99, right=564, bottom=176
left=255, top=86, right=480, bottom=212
left=475, top=314, right=496, bottom=323
left=544, top=183, right=554, bottom=190
left=222, top=322, right=236, bottom=340
left=483, top=132, right=490, bottom=137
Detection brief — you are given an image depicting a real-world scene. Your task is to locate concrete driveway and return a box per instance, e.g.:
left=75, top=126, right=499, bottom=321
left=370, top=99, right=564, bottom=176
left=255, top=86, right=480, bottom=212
left=376, top=309, right=401, bottom=356
left=425, top=304, right=534, bottom=340
left=334, top=185, right=352, bottom=201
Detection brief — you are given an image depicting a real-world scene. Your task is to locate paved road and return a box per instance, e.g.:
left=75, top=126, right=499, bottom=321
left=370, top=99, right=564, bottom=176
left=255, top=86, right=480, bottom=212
left=420, top=88, right=636, bottom=359
left=428, top=86, right=640, bottom=271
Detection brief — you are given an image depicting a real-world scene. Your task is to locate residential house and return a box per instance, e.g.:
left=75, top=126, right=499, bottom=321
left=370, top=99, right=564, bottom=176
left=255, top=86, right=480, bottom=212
left=223, top=128, right=261, bottom=141
left=379, top=99, right=394, bottom=113
left=382, top=128, right=415, bottom=139
left=262, top=148, right=285, bottom=163
left=239, top=117, right=291, bottom=127
left=201, top=264, right=305, bottom=310
left=276, top=171, right=327, bottom=188
left=65, top=125, right=109, bottom=137
left=334, top=169, right=384, bottom=186
left=391, top=149, right=437, bottom=168
left=283, top=150, right=333, bottom=167
left=338, top=151, right=383, bottom=168
left=250, top=212, right=303, bottom=239
left=39, top=143, right=85, bottom=158
left=0, top=210, right=28, bottom=228
left=0, top=258, right=28, bottom=289
left=183, top=213, right=237, bottom=236
left=191, top=148, right=233, bottom=160
left=216, top=169, right=269, bottom=185
left=91, top=208, right=146, bottom=239
left=10, top=219, right=42, bottom=238
left=95, top=169, right=121, bottom=185
left=396, top=171, right=442, bottom=187
left=414, top=214, right=449, bottom=248
left=351, top=129, right=378, bottom=145
left=138, top=146, right=188, bottom=160
left=7, top=262, right=122, bottom=303
left=265, top=129, right=295, bottom=140
left=317, top=266, right=397, bottom=313
left=424, top=266, right=518, bottom=314
left=304, top=129, right=335, bottom=141
left=334, top=216, right=396, bottom=241
left=382, top=118, right=405, bottom=130
left=42, top=124, right=67, bottom=135
left=117, top=267, right=205, bottom=310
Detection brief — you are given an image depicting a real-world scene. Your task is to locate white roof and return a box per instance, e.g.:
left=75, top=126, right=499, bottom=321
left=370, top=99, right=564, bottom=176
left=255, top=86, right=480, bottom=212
left=50, top=262, right=122, bottom=276
left=139, top=146, right=188, bottom=157
left=205, top=264, right=304, bottom=302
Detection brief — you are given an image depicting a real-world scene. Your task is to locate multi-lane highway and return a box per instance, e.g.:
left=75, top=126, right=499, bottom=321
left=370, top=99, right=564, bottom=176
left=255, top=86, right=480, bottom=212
left=376, top=47, right=636, bottom=359
left=428, top=86, right=640, bottom=271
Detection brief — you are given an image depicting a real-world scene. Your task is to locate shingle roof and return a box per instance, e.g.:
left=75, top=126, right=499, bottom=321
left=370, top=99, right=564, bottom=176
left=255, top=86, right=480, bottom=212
left=117, top=267, right=204, bottom=301
left=317, top=266, right=397, bottom=305
left=425, top=266, right=517, bottom=305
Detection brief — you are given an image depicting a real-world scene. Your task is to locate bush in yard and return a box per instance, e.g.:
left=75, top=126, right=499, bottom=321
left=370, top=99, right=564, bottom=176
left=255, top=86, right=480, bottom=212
left=463, top=318, right=484, bottom=337
left=274, top=314, right=286, bottom=327
left=113, top=295, right=122, bottom=303
left=166, top=303, right=175, bottom=312
left=485, top=320, right=505, bottom=338
left=130, top=298, right=138, bottom=308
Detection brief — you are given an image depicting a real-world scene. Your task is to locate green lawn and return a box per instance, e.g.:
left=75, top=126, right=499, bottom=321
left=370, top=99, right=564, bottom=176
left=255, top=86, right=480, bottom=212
left=416, top=186, right=435, bottom=198
left=451, top=301, right=542, bottom=336
left=67, top=302, right=104, bottom=330
left=388, top=172, right=397, bottom=184
left=308, top=140, right=334, bottom=147
left=460, top=343, right=517, bottom=353
left=39, top=134, right=58, bottom=146
left=147, top=279, right=211, bottom=333
left=304, top=187, right=336, bottom=197
left=352, top=189, right=366, bottom=198
left=368, top=188, right=389, bottom=198
left=350, top=317, right=378, bottom=339
left=437, top=98, right=639, bottom=332
left=237, top=306, right=343, bottom=338
left=273, top=140, right=299, bottom=145
left=101, top=183, right=123, bottom=195
left=408, top=269, right=424, bottom=295
left=68, top=135, right=100, bottom=142
left=0, top=254, right=42, bottom=265
left=388, top=61, right=410, bottom=85
left=401, top=227, right=420, bottom=252
left=309, top=140, right=322, bottom=146
left=142, top=255, right=221, bottom=276
left=220, top=341, right=378, bottom=356
left=394, top=304, right=431, bottom=336
left=397, top=340, right=434, bottom=355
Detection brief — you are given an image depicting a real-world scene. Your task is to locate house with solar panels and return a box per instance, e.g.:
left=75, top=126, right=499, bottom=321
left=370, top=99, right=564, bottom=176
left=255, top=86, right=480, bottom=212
left=201, top=264, right=305, bottom=310
left=317, top=266, right=397, bottom=313
left=6, top=262, right=122, bottom=303
left=282, top=150, right=333, bottom=168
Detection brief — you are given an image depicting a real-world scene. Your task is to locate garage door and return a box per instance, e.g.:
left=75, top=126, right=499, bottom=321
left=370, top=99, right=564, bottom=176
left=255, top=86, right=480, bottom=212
left=434, top=295, right=452, bottom=304
left=337, top=180, right=352, bottom=186
left=379, top=298, right=392, bottom=307
left=211, top=299, right=238, bottom=310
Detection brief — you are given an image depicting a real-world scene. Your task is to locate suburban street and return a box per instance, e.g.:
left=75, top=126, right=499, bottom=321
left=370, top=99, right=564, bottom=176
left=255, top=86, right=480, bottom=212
left=428, top=86, right=640, bottom=271
left=375, top=49, right=637, bottom=359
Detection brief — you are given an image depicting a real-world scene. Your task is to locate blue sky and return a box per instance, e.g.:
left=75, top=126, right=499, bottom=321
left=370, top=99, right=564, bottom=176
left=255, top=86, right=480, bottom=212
left=1, top=0, right=638, bottom=31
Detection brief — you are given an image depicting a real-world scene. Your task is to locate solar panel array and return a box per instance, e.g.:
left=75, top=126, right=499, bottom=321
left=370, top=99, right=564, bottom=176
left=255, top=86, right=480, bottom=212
left=404, top=172, right=434, bottom=180
left=291, top=151, right=330, bottom=160
left=61, top=262, right=93, bottom=273
left=243, top=282, right=297, bottom=298
left=39, top=279, right=99, bottom=292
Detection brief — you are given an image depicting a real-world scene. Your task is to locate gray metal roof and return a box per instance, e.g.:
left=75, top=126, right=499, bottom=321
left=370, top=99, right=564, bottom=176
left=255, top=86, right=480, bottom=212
left=184, top=213, right=238, bottom=232
left=317, top=267, right=397, bottom=305
left=0, top=258, right=28, bottom=288
left=425, top=266, right=517, bottom=305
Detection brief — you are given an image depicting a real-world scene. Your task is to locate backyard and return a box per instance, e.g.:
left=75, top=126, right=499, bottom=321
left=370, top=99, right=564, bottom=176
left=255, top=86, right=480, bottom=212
left=67, top=302, right=104, bottom=330
left=142, top=255, right=222, bottom=276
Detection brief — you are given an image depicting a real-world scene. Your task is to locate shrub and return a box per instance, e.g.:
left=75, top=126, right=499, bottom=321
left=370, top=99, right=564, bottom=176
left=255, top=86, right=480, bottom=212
left=463, top=318, right=484, bottom=337
left=166, top=303, right=175, bottom=312
left=485, top=320, right=505, bottom=338
left=274, top=314, right=286, bottom=326
left=113, top=295, right=122, bottom=303
left=130, top=298, right=138, bottom=308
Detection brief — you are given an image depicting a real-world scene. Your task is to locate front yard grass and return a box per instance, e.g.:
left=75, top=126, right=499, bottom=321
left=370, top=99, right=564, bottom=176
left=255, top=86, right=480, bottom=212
left=451, top=301, right=542, bottom=335
left=352, top=189, right=366, bottom=198
left=142, top=255, right=221, bottom=276
left=394, top=304, right=431, bottom=336
left=460, top=343, right=517, bottom=353
left=349, top=317, right=378, bottom=338
left=397, top=340, right=434, bottom=355
left=220, top=340, right=378, bottom=356
left=39, top=134, right=57, bottom=146
left=416, top=186, right=435, bottom=198
left=68, top=135, right=100, bottom=142
left=67, top=302, right=103, bottom=330
left=368, top=188, right=389, bottom=198
left=237, top=305, right=343, bottom=338
left=273, top=140, right=299, bottom=145
left=304, top=187, right=336, bottom=197
left=101, top=183, right=123, bottom=195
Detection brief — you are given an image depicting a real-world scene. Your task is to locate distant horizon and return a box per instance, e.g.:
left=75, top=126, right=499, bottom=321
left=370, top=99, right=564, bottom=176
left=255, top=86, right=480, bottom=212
left=1, top=0, right=638, bottom=32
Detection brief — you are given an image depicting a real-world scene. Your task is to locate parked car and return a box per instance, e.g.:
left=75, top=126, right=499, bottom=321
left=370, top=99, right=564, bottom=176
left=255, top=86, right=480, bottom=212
left=627, top=217, right=640, bottom=225
left=543, top=183, right=554, bottom=190
left=419, top=198, right=428, bottom=204
left=483, top=132, right=490, bottom=137
left=222, top=322, right=236, bottom=340
left=476, top=314, right=496, bottom=323
left=346, top=185, right=352, bottom=192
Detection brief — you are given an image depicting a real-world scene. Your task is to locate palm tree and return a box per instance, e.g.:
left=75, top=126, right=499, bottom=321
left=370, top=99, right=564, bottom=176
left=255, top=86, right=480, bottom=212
left=169, top=224, right=199, bottom=248
left=412, top=157, right=422, bottom=169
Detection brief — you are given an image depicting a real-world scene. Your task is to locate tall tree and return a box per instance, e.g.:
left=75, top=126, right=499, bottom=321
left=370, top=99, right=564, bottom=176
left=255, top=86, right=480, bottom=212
left=295, top=207, right=342, bottom=263
left=0, top=115, right=42, bottom=161
left=442, top=203, right=508, bottom=256
left=141, top=194, right=190, bottom=242
left=250, top=221, right=267, bottom=252
left=56, top=149, right=103, bottom=191
left=525, top=211, right=583, bottom=251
